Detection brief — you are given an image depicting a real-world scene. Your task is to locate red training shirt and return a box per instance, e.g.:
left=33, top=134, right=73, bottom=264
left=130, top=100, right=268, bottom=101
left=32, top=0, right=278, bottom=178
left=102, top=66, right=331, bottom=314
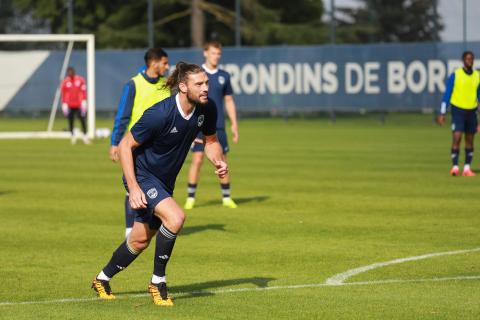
left=61, top=75, right=87, bottom=108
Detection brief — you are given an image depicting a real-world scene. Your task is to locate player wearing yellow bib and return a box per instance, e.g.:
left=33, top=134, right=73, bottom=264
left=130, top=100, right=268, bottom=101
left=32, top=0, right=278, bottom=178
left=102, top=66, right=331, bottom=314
left=109, top=48, right=171, bottom=236
left=437, top=51, right=480, bottom=177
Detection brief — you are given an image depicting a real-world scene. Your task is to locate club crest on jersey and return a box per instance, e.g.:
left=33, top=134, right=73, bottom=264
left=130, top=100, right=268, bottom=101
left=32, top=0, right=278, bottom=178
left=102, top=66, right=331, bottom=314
left=147, top=188, right=158, bottom=199
left=198, top=115, right=205, bottom=127
left=218, top=76, right=225, bottom=85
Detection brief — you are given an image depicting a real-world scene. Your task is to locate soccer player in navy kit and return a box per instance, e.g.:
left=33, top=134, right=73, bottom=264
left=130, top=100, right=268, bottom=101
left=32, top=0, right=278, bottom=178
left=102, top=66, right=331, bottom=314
left=184, top=41, right=239, bottom=209
left=91, top=62, right=228, bottom=306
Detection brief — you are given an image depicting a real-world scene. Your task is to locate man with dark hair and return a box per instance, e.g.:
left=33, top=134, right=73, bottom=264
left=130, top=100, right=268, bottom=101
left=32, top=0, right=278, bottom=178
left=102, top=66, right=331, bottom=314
left=61, top=66, right=89, bottom=144
left=184, top=41, right=239, bottom=209
left=109, top=48, right=171, bottom=237
left=92, top=62, right=227, bottom=307
left=437, top=51, right=480, bottom=176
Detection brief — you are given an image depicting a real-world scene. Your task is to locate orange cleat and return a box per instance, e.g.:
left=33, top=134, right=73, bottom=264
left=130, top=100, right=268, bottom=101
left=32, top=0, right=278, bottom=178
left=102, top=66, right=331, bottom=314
left=450, top=167, right=460, bottom=176
left=462, top=168, right=476, bottom=177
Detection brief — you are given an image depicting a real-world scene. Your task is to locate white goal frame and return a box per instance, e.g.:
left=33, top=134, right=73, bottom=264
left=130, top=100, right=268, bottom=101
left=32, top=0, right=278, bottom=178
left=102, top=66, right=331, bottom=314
left=0, top=34, right=95, bottom=139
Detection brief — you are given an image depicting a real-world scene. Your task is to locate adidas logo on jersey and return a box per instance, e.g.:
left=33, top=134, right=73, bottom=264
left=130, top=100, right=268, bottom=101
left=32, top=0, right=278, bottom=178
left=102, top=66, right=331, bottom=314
left=170, top=127, right=178, bottom=133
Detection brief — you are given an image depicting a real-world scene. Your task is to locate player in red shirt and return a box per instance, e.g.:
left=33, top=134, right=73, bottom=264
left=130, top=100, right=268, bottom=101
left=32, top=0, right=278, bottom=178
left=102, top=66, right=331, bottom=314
left=61, top=66, right=89, bottom=144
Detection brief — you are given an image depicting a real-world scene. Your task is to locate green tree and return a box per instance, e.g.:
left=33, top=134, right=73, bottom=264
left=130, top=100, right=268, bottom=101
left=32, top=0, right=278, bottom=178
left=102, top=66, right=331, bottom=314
left=241, top=0, right=327, bottom=45
left=336, top=0, right=443, bottom=43
left=10, top=0, right=328, bottom=48
left=12, top=0, right=191, bottom=48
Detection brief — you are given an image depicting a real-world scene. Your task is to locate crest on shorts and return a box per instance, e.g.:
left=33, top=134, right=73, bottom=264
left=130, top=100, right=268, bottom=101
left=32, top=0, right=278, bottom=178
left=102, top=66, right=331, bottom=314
left=147, top=188, right=158, bottom=199
left=218, top=76, right=225, bottom=85
left=198, top=114, right=205, bottom=127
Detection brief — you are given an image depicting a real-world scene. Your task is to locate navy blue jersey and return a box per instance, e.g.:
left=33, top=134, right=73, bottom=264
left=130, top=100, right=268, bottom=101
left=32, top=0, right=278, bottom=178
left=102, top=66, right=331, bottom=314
left=129, top=94, right=217, bottom=193
left=202, top=65, right=233, bottom=129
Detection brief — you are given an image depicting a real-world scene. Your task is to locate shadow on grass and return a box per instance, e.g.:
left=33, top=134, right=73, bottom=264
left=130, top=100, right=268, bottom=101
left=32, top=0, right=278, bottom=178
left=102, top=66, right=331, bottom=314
left=173, top=277, right=276, bottom=299
left=180, top=223, right=226, bottom=236
left=195, top=195, right=270, bottom=208
left=0, top=190, right=14, bottom=196
left=120, top=277, right=276, bottom=299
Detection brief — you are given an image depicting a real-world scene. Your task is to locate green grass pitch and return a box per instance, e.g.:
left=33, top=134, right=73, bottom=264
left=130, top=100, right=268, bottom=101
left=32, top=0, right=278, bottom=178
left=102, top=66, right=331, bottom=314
left=0, top=115, right=480, bottom=319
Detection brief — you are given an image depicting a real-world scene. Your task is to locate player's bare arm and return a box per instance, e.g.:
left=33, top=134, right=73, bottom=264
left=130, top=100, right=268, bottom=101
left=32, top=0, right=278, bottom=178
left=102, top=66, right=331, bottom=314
left=224, top=95, right=239, bottom=143
left=118, top=132, right=147, bottom=209
left=204, top=133, right=228, bottom=178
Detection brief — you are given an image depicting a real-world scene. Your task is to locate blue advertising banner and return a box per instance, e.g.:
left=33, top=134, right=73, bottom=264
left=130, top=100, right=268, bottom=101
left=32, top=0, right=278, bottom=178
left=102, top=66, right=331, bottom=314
left=3, top=41, right=480, bottom=112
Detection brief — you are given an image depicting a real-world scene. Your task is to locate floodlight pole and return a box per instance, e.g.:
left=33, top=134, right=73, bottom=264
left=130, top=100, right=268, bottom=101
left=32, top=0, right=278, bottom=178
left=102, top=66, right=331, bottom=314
left=330, top=0, right=336, bottom=44
left=433, top=0, right=438, bottom=42
left=148, top=0, right=154, bottom=47
left=67, top=0, right=74, bottom=34
left=235, top=0, right=241, bottom=47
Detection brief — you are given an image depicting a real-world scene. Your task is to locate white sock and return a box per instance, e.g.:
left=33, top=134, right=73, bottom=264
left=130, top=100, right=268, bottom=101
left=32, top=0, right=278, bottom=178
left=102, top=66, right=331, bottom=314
left=464, top=164, right=471, bottom=171
left=97, top=271, right=111, bottom=281
left=151, top=275, right=166, bottom=284
left=125, top=228, right=132, bottom=238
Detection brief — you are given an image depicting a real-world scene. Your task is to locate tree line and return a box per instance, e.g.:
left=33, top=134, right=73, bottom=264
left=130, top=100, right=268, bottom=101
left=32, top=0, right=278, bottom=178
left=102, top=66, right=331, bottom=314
left=0, top=0, right=442, bottom=48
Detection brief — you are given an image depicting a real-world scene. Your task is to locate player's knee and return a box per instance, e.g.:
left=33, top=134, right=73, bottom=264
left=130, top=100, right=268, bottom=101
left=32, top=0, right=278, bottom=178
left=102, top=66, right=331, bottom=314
left=176, top=211, right=186, bottom=228
left=170, top=210, right=186, bottom=231
left=128, top=237, right=151, bottom=252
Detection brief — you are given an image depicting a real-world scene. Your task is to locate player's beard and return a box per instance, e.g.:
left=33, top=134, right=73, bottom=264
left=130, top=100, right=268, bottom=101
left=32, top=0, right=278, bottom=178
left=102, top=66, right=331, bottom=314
left=187, top=91, right=208, bottom=105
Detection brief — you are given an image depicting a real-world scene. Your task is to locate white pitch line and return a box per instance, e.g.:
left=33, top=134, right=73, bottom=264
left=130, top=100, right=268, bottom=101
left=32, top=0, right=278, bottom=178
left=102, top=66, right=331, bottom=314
left=1, top=275, right=480, bottom=307
left=325, top=247, right=480, bottom=285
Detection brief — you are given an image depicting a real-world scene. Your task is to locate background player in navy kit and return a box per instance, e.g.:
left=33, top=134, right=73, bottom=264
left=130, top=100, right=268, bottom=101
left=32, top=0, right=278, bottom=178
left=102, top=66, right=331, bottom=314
left=91, top=62, right=228, bottom=306
left=184, top=41, right=239, bottom=210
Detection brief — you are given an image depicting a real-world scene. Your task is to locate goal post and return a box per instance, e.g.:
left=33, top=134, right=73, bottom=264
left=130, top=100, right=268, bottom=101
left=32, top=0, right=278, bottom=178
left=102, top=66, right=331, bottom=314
left=0, top=34, right=96, bottom=139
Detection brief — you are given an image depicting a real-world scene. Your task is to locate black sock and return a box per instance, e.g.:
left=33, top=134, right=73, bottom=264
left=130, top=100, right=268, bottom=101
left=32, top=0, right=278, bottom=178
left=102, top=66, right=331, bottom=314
left=102, top=240, right=139, bottom=278
left=187, top=183, right=197, bottom=198
left=220, top=183, right=230, bottom=198
left=125, top=195, right=135, bottom=229
left=465, top=148, right=474, bottom=165
left=153, top=224, right=177, bottom=278
left=451, top=148, right=459, bottom=166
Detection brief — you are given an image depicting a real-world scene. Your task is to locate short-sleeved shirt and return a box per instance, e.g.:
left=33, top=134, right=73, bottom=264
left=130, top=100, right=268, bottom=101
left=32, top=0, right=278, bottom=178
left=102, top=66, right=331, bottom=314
left=129, top=94, right=217, bottom=193
left=202, top=65, right=233, bottom=129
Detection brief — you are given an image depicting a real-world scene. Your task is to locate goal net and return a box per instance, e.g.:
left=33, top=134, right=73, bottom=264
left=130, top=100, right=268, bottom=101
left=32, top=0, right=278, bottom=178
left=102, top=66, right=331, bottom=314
left=0, top=34, right=96, bottom=139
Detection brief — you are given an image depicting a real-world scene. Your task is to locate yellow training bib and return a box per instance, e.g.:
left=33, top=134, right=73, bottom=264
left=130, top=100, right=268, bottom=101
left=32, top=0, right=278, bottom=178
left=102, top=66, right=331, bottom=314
left=128, top=73, right=171, bottom=130
left=450, top=68, right=480, bottom=110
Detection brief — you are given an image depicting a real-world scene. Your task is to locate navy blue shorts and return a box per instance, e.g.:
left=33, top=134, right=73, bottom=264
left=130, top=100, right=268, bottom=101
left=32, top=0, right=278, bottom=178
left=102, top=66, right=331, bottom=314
left=123, top=175, right=172, bottom=230
left=191, top=128, right=229, bottom=154
left=451, top=106, right=478, bottom=134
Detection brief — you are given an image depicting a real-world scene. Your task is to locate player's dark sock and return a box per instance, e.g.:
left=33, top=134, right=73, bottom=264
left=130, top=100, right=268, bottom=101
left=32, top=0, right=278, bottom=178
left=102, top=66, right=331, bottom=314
left=220, top=183, right=231, bottom=198
left=124, top=195, right=135, bottom=229
left=153, top=224, right=177, bottom=278
left=187, top=183, right=197, bottom=198
left=465, top=148, right=474, bottom=165
left=451, top=148, right=459, bottom=166
left=102, top=240, right=140, bottom=278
